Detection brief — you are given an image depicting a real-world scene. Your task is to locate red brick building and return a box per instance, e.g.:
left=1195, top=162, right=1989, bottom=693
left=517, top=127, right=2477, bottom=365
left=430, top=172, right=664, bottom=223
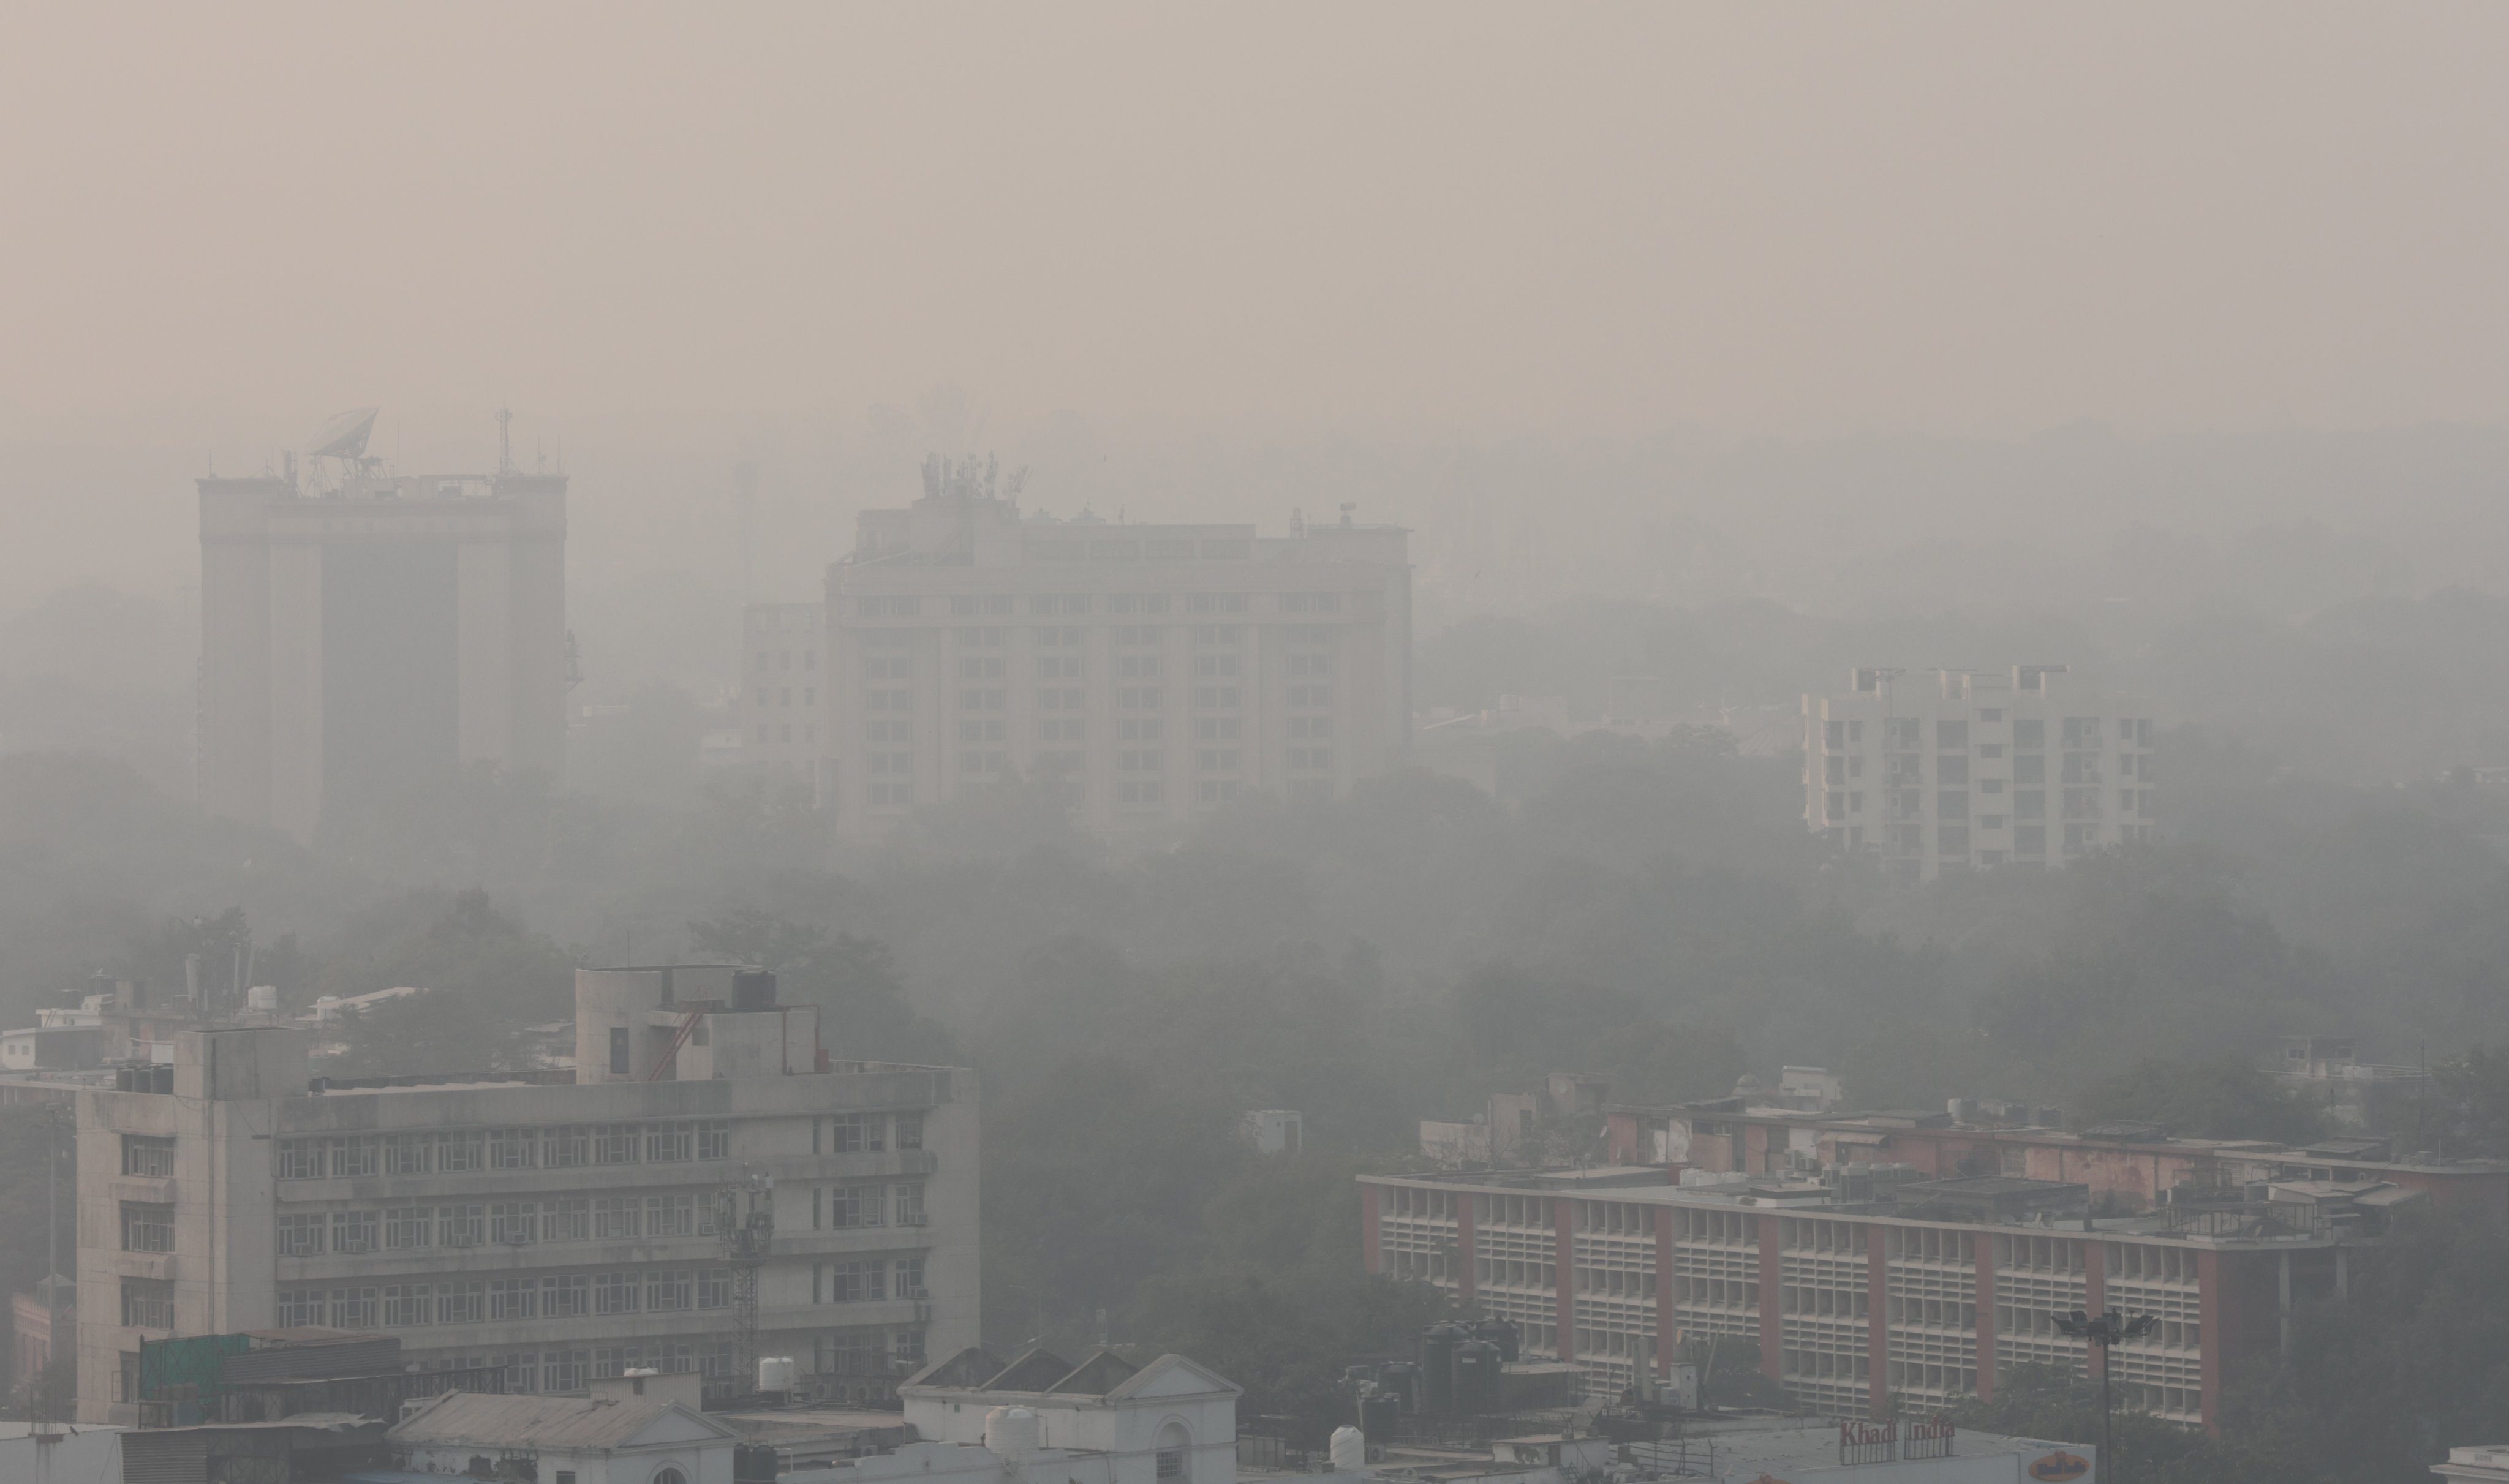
left=1361, top=1164, right=2371, bottom=1434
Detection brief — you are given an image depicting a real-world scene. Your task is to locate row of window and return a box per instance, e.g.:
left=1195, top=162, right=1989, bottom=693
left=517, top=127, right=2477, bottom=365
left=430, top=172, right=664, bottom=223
left=858, top=622, right=1338, bottom=650
left=1829, top=753, right=2157, bottom=786
left=937, top=716, right=1331, bottom=745
left=275, top=1121, right=731, bottom=1180
left=869, top=683, right=1335, bottom=715
left=818, top=1256, right=929, bottom=1303
left=756, top=687, right=817, bottom=707
left=276, top=1192, right=716, bottom=1255
left=279, top=1268, right=739, bottom=1328
left=1826, top=788, right=2156, bottom=823
left=754, top=649, right=817, bottom=672
left=860, top=592, right=1348, bottom=619
left=1826, top=717, right=2157, bottom=751
left=862, top=776, right=1320, bottom=812
left=880, top=744, right=1335, bottom=778
left=892, top=651, right=1334, bottom=682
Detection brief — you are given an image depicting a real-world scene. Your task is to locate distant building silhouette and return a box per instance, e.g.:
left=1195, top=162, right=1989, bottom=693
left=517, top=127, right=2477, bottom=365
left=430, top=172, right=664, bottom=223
left=197, top=444, right=567, bottom=842
left=1805, top=666, right=2157, bottom=879
left=823, top=460, right=1411, bottom=833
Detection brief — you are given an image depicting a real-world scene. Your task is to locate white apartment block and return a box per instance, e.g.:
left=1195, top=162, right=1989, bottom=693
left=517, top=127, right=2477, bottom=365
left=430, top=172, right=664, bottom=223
left=740, top=602, right=831, bottom=794
left=1804, top=667, right=2157, bottom=880
left=77, top=965, right=978, bottom=1423
left=825, top=462, right=1411, bottom=834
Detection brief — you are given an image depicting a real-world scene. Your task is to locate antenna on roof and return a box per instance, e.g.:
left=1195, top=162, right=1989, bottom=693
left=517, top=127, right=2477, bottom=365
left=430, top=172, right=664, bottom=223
left=496, top=408, right=515, bottom=476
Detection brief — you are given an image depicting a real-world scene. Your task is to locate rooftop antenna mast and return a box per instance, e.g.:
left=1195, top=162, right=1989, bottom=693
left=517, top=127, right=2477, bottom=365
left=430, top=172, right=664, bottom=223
left=497, top=408, right=515, bottom=476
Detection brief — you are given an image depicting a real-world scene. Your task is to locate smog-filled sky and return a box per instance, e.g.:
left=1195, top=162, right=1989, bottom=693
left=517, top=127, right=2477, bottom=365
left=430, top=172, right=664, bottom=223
left=6, top=4, right=2508, bottom=439
left=9, top=5, right=2509, bottom=665
left=15, top=4, right=2509, bottom=627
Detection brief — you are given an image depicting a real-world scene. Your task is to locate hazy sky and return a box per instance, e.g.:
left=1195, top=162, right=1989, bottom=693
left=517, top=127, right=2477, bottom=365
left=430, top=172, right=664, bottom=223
left=5, top=3, right=2507, bottom=448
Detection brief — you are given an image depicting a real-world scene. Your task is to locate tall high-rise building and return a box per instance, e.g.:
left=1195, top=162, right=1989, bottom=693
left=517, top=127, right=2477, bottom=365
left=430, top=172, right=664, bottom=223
left=823, top=462, right=1411, bottom=833
left=197, top=421, right=567, bottom=842
left=1803, top=666, right=2157, bottom=879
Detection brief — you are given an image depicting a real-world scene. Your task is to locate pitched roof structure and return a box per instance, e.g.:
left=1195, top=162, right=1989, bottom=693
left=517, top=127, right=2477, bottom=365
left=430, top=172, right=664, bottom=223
left=1047, top=1349, right=1141, bottom=1395
left=983, top=1347, right=1076, bottom=1393
left=902, top=1347, right=1008, bottom=1390
left=388, top=1393, right=736, bottom=1453
left=900, top=1348, right=1242, bottom=1404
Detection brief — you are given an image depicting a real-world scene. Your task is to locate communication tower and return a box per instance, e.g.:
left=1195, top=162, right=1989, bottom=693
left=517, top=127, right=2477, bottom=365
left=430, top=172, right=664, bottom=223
left=714, top=1170, right=776, bottom=1392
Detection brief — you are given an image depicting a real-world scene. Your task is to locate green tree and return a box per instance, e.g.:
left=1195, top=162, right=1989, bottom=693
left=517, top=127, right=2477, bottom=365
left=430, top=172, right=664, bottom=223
left=319, top=889, right=573, bottom=1077
left=1129, top=1153, right=1449, bottom=1415
left=2431, top=1045, right=2509, bottom=1156
left=2076, top=1056, right=2327, bottom=1143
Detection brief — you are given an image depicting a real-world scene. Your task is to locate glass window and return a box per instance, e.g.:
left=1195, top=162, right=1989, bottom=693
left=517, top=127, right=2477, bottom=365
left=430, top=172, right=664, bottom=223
left=541, top=1274, right=589, bottom=1317
left=489, top=1128, right=537, bottom=1169
left=122, top=1202, right=175, bottom=1253
left=331, top=1209, right=379, bottom=1254
left=122, top=1143, right=175, bottom=1178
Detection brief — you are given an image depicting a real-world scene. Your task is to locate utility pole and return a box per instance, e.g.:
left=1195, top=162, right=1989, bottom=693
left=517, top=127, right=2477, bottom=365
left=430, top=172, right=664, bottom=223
left=2054, top=1308, right=2156, bottom=1480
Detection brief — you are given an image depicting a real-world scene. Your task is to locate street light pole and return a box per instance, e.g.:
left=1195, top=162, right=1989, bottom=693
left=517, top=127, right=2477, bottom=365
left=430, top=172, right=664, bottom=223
left=2054, top=1308, right=2157, bottom=1481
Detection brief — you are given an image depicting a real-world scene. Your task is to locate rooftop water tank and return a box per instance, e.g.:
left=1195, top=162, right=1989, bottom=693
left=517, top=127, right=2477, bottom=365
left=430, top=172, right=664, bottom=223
left=757, top=1356, right=797, bottom=1393
left=247, top=985, right=279, bottom=1012
left=986, top=1405, right=1041, bottom=1466
left=1330, top=1426, right=1366, bottom=1471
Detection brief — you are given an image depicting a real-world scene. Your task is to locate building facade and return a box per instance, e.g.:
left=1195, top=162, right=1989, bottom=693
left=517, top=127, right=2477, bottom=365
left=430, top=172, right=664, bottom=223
left=824, top=464, right=1411, bottom=833
left=1601, top=1098, right=2509, bottom=1226
left=739, top=602, right=830, bottom=793
left=198, top=465, right=568, bottom=842
left=1803, top=667, right=2156, bottom=879
left=1360, top=1166, right=2341, bottom=1434
left=76, top=965, right=978, bottom=1424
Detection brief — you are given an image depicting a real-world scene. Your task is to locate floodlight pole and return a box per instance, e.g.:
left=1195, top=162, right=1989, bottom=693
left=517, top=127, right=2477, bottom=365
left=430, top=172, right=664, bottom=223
left=2053, top=1308, right=2156, bottom=1482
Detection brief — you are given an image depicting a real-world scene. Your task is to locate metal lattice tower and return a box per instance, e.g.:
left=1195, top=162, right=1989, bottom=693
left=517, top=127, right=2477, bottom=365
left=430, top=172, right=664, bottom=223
left=715, top=1170, right=775, bottom=1392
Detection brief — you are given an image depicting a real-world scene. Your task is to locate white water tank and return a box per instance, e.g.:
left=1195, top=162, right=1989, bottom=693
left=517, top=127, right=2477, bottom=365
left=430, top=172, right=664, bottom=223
left=986, top=1405, right=1041, bottom=1466
left=1330, top=1426, right=1366, bottom=1471
left=757, top=1356, right=797, bottom=1393
left=247, top=985, right=279, bottom=1012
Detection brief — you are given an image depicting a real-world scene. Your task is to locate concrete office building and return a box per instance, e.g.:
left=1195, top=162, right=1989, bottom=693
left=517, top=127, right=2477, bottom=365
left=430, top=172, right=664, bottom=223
left=739, top=602, right=829, bottom=793
left=1362, top=1163, right=2364, bottom=1434
left=198, top=416, right=568, bottom=842
left=824, top=459, right=1411, bottom=832
left=76, top=965, right=978, bottom=1424
left=1804, top=666, right=2157, bottom=880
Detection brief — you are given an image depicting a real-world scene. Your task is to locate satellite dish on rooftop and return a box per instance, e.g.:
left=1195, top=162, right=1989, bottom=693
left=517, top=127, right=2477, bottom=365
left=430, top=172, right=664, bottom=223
left=308, top=407, right=380, bottom=461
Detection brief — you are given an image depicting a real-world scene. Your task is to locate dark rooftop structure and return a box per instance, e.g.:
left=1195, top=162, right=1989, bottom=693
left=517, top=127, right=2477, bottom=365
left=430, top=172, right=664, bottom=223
left=1893, top=1176, right=2091, bottom=1224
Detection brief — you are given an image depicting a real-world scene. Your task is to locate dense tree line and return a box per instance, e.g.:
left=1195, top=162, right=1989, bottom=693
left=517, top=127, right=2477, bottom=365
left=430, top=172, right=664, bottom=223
left=16, top=626, right=2509, bottom=1456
